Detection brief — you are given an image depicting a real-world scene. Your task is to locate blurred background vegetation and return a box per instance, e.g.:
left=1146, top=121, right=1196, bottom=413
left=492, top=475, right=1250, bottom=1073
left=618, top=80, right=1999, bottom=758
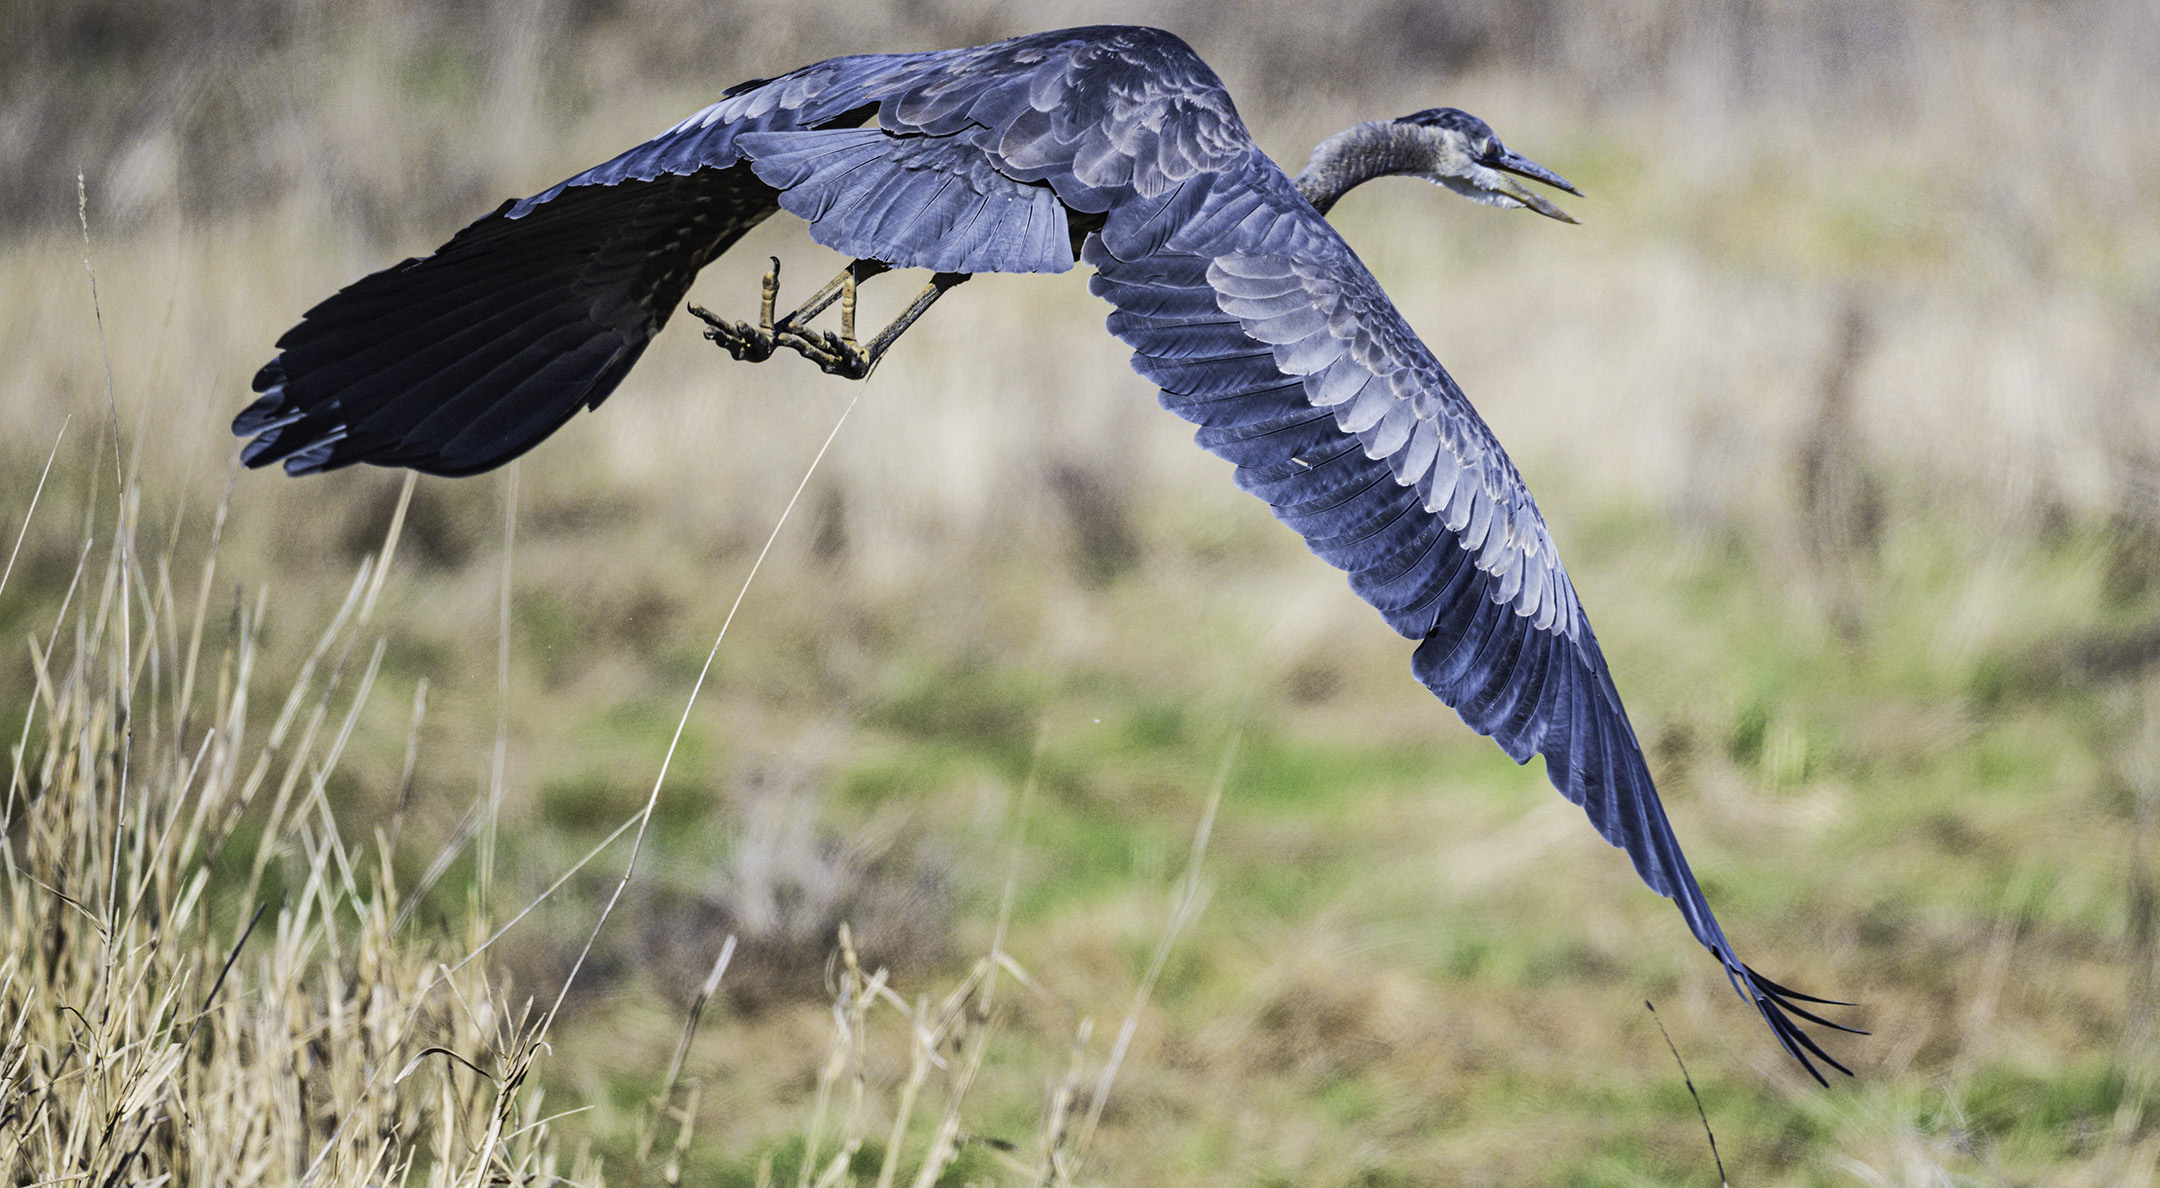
left=4, top=0, right=2160, bottom=1183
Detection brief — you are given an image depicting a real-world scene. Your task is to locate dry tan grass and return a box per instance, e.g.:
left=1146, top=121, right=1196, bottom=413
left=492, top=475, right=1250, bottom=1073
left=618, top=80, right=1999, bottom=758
left=0, top=413, right=1215, bottom=1187
left=0, top=444, right=597, bottom=1183
left=0, top=476, right=1080, bottom=1187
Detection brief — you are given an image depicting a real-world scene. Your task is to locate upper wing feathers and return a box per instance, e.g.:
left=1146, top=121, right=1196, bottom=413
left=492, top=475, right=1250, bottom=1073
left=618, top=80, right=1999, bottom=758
left=713, top=26, right=1251, bottom=275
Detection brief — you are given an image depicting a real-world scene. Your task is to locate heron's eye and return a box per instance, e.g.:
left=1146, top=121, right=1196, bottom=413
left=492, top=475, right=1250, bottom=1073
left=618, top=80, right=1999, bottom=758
left=1479, top=138, right=1503, bottom=161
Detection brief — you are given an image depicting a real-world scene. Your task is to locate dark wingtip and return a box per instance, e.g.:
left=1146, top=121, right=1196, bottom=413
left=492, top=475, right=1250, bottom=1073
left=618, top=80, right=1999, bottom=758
left=231, top=389, right=301, bottom=438
left=1740, top=964, right=1861, bottom=1085
left=281, top=435, right=344, bottom=475
left=234, top=372, right=313, bottom=471
left=1746, top=967, right=1858, bottom=1009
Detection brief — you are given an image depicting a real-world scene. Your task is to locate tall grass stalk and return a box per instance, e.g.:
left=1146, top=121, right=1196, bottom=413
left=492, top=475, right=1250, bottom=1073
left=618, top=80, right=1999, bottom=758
left=0, top=465, right=596, bottom=1186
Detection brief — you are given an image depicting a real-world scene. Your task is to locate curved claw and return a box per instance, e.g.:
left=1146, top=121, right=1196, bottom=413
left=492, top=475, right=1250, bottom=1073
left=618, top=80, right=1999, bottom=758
left=719, top=329, right=777, bottom=364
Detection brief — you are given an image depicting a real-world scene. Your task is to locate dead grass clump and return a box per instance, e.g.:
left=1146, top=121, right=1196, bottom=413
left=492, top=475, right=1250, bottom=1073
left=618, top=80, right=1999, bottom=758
left=0, top=430, right=1214, bottom=1188
left=1246, top=964, right=1423, bottom=1079
left=0, top=471, right=593, bottom=1186
left=640, top=773, right=954, bottom=1012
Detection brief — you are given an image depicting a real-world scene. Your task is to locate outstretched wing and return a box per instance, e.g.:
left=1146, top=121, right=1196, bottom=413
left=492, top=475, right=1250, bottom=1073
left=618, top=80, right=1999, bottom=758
left=1085, top=161, right=1857, bottom=1082
left=236, top=25, right=1248, bottom=475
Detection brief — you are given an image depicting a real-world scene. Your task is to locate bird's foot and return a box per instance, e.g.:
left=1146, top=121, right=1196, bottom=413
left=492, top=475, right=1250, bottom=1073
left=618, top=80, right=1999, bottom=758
left=692, top=257, right=965, bottom=383
left=773, top=269, right=969, bottom=381
left=694, top=256, right=879, bottom=375
left=771, top=325, right=872, bottom=379
left=689, top=304, right=778, bottom=363
left=767, top=258, right=879, bottom=378
left=692, top=255, right=791, bottom=363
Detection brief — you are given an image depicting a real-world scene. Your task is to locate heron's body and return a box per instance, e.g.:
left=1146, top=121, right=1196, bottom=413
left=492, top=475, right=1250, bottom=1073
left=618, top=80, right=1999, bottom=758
left=236, top=25, right=1853, bottom=1079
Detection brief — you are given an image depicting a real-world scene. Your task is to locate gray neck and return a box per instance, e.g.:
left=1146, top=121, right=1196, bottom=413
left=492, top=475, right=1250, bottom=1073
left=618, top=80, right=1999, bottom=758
left=1292, top=121, right=1436, bottom=215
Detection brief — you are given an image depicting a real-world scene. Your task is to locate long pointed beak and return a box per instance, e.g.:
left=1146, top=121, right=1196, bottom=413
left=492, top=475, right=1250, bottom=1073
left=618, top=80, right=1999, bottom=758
left=1491, top=149, right=1582, bottom=196
left=1489, top=149, right=1582, bottom=223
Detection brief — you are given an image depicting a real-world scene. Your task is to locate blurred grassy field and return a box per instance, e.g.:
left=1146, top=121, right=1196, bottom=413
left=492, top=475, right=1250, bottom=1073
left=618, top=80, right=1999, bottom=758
left=5, top=0, right=2160, bottom=1184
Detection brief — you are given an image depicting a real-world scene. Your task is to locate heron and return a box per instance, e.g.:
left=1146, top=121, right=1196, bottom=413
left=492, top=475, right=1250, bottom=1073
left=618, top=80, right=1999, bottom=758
left=234, top=25, right=1857, bottom=1081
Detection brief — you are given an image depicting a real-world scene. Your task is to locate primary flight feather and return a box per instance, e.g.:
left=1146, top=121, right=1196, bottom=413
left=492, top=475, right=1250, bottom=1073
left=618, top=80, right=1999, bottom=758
left=236, top=24, right=1857, bottom=1080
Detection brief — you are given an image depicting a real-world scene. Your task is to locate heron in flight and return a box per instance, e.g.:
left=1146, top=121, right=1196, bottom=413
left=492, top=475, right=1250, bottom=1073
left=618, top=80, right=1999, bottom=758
left=235, top=25, right=1856, bottom=1080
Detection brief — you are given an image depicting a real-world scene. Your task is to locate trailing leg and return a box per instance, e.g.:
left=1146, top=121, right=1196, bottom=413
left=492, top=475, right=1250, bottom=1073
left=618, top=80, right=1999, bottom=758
left=687, top=256, right=789, bottom=363
left=781, top=270, right=971, bottom=380
left=688, top=256, right=968, bottom=380
left=690, top=257, right=895, bottom=365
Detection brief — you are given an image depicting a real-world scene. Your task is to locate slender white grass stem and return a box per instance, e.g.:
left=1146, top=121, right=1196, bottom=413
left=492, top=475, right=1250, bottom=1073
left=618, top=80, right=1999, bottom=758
left=0, top=418, right=69, bottom=607
left=983, top=722, right=1048, bottom=1023
left=534, top=390, right=865, bottom=1042
left=1073, top=726, right=1237, bottom=1166
left=76, top=174, right=123, bottom=501
left=482, top=462, right=519, bottom=913
left=303, top=387, right=870, bottom=1184
left=79, top=175, right=135, bottom=926
left=360, top=471, right=418, bottom=624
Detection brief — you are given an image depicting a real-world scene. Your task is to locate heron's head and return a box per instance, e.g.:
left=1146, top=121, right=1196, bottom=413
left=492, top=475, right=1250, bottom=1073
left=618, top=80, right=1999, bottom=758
left=1392, top=107, right=1581, bottom=223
